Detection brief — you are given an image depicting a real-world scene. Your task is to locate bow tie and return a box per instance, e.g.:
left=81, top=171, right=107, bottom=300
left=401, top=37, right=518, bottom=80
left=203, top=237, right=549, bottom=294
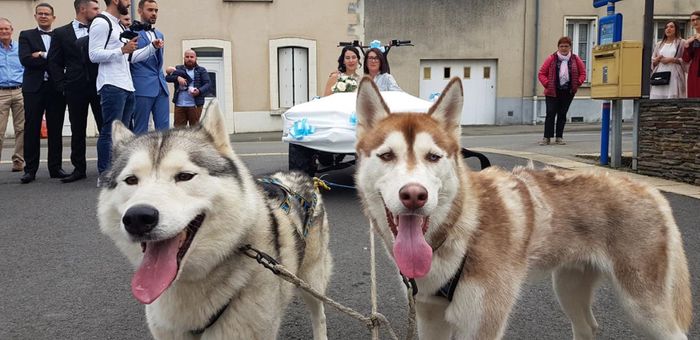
left=39, top=31, right=53, bottom=36
left=78, top=23, right=89, bottom=29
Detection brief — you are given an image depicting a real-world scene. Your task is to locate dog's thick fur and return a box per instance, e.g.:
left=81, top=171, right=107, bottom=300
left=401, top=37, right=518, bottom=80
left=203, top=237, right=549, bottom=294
left=98, top=102, right=332, bottom=339
left=354, top=77, right=692, bottom=340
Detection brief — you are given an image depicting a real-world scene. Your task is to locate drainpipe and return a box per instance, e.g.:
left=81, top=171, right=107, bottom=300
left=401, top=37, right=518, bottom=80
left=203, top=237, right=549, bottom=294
left=130, top=0, right=136, bottom=21
left=531, top=0, right=540, bottom=125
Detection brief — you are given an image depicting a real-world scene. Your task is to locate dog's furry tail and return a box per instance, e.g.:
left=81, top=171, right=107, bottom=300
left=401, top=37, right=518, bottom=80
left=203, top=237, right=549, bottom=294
left=672, top=245, right=693, bottom=332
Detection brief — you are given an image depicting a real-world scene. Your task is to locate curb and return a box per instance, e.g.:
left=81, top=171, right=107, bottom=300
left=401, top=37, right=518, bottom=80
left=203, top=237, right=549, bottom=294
left=471, top=147, right=700, bottom=200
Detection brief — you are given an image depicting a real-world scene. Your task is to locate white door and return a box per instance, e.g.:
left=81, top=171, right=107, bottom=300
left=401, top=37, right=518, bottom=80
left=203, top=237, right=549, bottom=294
left=419, top=60, right=497, bottom=125
left=197, top=57, right=226, bottom=114
left=278, top=47, right=309, bottom=108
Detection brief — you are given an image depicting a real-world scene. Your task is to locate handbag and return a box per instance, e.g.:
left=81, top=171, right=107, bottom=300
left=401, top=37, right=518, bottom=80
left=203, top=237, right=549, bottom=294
left=650, top=71, right=671, bottom=86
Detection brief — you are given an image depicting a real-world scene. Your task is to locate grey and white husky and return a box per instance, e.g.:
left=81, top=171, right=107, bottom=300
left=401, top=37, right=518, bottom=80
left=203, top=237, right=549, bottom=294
left=98, top=102, right=332, bottom=339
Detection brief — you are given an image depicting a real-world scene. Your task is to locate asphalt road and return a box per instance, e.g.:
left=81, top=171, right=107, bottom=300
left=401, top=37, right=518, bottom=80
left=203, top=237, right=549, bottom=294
left=0, top=138, right=697, bottom=339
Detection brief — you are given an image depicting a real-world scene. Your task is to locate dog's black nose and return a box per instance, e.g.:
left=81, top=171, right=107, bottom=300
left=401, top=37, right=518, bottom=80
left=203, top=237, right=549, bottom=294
left=122, top=205, right=159, bottom=236
left=399, top=184, right=428, bottom=210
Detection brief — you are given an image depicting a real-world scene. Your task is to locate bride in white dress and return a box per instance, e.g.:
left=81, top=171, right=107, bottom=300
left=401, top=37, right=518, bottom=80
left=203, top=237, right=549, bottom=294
left=650, top=21, right=688, bottom=99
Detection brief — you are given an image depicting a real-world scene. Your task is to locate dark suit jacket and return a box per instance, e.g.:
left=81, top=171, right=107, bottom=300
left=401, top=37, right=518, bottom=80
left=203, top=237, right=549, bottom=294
left=18, top=28, right=60, bottom=93
left=49, top=22, right=97, bottom=95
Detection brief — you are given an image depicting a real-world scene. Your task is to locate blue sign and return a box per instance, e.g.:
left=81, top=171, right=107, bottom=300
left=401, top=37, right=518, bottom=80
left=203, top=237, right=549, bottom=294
left=593, top=0, right=621, bottom=8
left=598, top=14, right=623, bottom=45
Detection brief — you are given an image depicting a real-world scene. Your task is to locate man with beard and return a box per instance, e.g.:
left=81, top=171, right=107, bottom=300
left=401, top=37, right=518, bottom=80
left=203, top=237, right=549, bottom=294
left=18, top=3, right=68, bottom=184
left=130, top=0, right=168, bottom=133
left=50, top=0, right=103, bottom=183
left=88, top=0, right=163, bottom=186
left=165, top=49, right=211, bottom=127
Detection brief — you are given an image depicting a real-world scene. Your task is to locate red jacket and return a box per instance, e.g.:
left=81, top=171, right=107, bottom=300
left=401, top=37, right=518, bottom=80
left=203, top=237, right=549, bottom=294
left=538, top=53, right=587, bottom=97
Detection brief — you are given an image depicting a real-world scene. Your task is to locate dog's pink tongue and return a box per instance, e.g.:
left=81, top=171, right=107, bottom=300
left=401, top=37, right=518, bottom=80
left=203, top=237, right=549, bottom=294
left=392, top=214, right=432, bottom=279
left=131, top=237, right=181, bottom=304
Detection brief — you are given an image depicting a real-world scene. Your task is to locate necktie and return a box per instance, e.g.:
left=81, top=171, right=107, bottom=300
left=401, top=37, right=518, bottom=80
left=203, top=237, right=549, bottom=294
left=40, top=31, right=53, bottom=36
left=78, top=23, right=88, bottom=29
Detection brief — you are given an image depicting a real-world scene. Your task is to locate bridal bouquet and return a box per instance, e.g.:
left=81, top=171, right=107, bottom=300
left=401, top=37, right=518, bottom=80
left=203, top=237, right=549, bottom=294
left=332, top=75, right=358, bottom=93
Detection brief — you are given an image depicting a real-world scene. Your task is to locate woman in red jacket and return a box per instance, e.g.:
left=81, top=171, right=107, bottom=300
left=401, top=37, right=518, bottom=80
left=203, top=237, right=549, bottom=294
left=537, top=37, right=587, bottom=145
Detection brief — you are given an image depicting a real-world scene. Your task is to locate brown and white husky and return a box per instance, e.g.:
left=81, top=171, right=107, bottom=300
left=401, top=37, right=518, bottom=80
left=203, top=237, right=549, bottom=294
left=353, top=77, right=692, bottom=340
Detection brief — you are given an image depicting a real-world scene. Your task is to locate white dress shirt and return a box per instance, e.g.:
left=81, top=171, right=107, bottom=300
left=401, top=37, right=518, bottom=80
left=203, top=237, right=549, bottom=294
left=88, top=12, right=156, bottom=92
left=72, top=19, right=89, bottom=39
left=37, top=27, right=51, bottom=80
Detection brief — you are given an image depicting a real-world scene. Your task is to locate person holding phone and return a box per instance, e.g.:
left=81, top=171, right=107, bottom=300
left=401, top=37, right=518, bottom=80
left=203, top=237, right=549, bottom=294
left=88, top=0, right=162, bottom=186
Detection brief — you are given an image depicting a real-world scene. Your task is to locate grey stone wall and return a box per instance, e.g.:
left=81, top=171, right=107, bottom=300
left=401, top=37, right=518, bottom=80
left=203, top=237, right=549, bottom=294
left=638, top=99, right=700, bottom=185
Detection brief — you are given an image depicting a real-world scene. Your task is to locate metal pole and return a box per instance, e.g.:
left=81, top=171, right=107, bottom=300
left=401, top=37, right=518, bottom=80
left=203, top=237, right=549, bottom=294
left=610, top=100, right=623, bottom=168
left=600, top=102, right=610, bottom=165
left=641, top=0, right=654, bottom=98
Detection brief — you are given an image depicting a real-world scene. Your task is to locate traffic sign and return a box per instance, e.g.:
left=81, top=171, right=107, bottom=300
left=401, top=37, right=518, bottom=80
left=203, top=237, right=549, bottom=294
left=593, top=0, right=622, bottom=8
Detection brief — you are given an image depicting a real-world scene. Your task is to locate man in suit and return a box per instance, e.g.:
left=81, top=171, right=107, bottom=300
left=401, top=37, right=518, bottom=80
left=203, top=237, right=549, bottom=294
left=50, top=0, right=102, bottom=183
left=18, top=3, right=67, bottom=184
left=130, top=0, right=168, bottom=134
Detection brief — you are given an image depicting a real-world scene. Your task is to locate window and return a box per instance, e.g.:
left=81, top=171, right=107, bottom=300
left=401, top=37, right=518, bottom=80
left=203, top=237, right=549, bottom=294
left=566, top=18, right=596, bottom=83
left=463, top=67, right=471, bottom=79
left=443, top=67, right=451, bottom=79
left=483, top=66, right=491, bottom=79
left=277, top=47, right=308, bottom=108
left=654, top=19, right=690, bottom=42
left=423, top=67, right=431, bottom=80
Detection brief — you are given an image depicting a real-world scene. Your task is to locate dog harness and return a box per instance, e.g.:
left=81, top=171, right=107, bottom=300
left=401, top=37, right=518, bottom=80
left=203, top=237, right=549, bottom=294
left=189, top=177, right=325, bottom=336
left=257, top=177, right=322, bottom=237
left=401, top=255, right=466, bottom=302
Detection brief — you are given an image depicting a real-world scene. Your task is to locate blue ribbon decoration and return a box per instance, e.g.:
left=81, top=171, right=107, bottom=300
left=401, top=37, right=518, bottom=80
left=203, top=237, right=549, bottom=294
left=349, top=112, right=357, bottom=126
left=289, top=118, right=316, bottom=140
left=369, top=40, right=385, bottom=53
left=429, top=92, right=441, bottom=102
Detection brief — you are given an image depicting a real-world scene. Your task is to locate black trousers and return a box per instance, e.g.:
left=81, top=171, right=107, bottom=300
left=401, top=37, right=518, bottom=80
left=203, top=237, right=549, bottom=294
left=65, top=89, right=102, bottom=174
left=22, top=82, right=66, bottom=175
left=544, top=89, right=575, bottom=138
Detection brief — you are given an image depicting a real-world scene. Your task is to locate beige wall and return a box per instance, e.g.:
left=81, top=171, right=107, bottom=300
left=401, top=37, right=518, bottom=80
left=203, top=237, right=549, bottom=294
left=2, top=0, right=358, bottom=133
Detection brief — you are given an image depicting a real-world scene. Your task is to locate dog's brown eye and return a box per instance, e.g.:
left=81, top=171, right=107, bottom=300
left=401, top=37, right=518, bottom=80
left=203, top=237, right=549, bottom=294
left=377, top=151, right=395, bottom=162
left=426, top=153, right=442, bottom=163
left=124, top=175, right=138, bottom=185
left=175, top=172, right=196, bottom=182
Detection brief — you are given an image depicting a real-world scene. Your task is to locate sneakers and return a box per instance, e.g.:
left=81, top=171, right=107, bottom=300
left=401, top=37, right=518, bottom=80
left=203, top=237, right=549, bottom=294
left=539, top=137, right=566, bottom=145
left=96, top=176, right=104, bottom=188
left=555, top=137, right=566, bottom=145
left=538, top=137, right=550, bottom=145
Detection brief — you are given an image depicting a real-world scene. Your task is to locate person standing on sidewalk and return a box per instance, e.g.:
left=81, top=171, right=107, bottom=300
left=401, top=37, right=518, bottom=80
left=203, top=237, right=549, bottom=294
left=682, top=11, right=700, bottom=98
left=18, top=3, right=68, bottom=184
left=50, top=0, right=103, bottom=183
left=165, top=49, right=210, bottom=127
left=89, top=0, right=162, bottom=186
left=0, top=17, right=25, bottom=173
left=130, top=0, right=169, bottom=133
left=537, top=36, right=586, bottom=146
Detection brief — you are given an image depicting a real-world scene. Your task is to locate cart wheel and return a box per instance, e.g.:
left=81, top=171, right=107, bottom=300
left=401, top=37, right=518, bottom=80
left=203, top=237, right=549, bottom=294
left=288, top=144, right=318, bottom=177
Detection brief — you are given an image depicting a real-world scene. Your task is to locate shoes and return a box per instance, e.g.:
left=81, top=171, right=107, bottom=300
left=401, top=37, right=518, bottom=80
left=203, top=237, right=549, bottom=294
left=555, top=137, right=566, bottom=145
left=49, top=169, right=69, bottom=179
left=11, top=160, right=24, bottom=172
left=538, top=137, right=550, bottom=146
left=20, top=173, right=36, bottom=184
left=61, top=172, right=87, bottom=183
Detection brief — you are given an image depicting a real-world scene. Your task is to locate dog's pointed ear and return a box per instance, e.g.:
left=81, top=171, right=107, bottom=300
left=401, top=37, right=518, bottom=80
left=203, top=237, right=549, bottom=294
left=201, top=99, right=233, bottom=155
left=428, top=77, right=463, bottom=139
left=356, top=76, right=390, bottom=137
left=112, top=121, right=134, bottom=145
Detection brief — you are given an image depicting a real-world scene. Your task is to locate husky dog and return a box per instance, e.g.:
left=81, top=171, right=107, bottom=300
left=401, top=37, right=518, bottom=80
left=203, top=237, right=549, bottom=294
left=353, top=77, right=691, bottom=340
left=98, top=102, right=332, bottom=339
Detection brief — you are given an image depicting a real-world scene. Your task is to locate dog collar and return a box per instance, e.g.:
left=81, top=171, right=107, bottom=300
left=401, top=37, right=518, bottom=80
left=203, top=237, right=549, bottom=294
left=401, top=254, right=466, bottom=302
left=190, top=300, right=230, bottom=335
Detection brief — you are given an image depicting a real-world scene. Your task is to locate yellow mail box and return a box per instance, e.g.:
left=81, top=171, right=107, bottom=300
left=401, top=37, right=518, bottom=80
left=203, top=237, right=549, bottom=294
left=591, top=40, right=642, bottom=99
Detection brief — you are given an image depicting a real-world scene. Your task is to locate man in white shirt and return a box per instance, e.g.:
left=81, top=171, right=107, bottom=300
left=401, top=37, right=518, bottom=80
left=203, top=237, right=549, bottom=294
left=88, top=0, right=163, bottom=183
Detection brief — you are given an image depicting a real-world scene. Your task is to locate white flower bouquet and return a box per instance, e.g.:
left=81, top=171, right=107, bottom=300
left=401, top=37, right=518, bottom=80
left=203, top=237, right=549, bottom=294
left=331, top=75, right=358, bottom=93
